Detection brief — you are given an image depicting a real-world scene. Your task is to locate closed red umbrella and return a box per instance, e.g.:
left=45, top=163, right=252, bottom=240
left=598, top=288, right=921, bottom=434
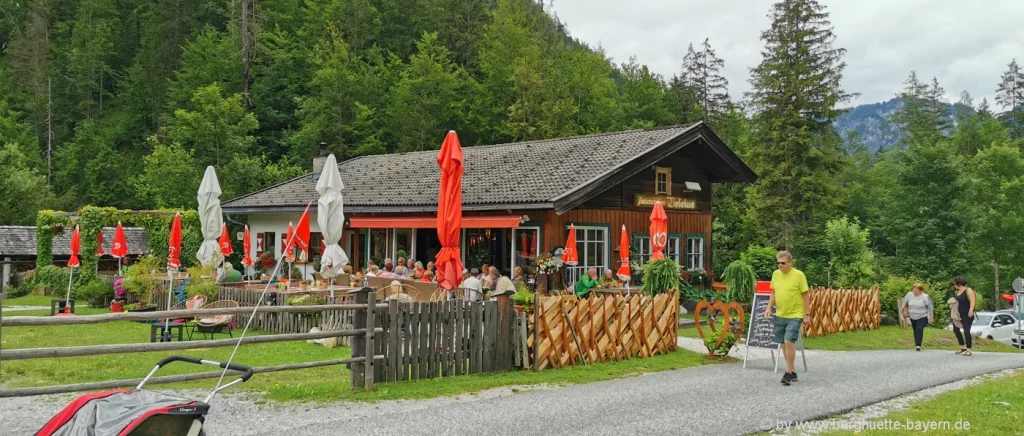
left=530, top=232, right=536, bottom=258
left=617, top=225, right=631, bottom=282
left=67, top=226, right=81, bottom=268
left=650, top=201, right=668, bottom=261
left=284, top=222, right=295, bottom=263
left=219, top=224, right=233, bottom=256
left=96, top=231, right=104, bottom=256
left=167, top=213, right=183, bottom=270
left=562, top=224, right=579, bottom=266
left=434, top=131, right=465, bottom=291
left=520, top=233, right=528, bottom=257
left=241, top=225, right=253, bottom=269
left=111, top=222, right=129, bottom=258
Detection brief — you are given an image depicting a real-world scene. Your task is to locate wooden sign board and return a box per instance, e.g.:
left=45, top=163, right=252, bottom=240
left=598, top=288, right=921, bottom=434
left=634, top=194, right=697, bottom=210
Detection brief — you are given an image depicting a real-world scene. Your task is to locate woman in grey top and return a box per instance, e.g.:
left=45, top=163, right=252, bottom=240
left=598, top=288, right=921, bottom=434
left=901, top=283, right=935, bottom=351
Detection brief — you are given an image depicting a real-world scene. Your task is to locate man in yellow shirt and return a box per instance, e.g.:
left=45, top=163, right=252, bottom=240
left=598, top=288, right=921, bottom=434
left=763, top=251, right=810, bottom=386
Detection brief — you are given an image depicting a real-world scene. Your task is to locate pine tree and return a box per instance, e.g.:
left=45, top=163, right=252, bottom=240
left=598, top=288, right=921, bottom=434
left=745, top=0, right=853, bottom=251
left=6, top=0, right=54, bottom=182
left=996, top=58, right=1024, bottom=138
left=66, top=0, right=120, bottom=119
left=618, top=56, right=676, bottom=129
left=891, top=72, right=947, bottom=147
left=681, top=38, right=730, bottom=124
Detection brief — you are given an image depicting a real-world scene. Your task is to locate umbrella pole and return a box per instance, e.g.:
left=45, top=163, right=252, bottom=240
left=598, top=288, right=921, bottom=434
left=163, top=269, right=174, bottom=342
left=64, top=268, right=74, bottom=313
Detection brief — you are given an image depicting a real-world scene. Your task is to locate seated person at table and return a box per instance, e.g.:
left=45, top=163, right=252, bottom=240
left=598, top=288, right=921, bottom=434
left=220, top=262, right=243, bottom=283
left=574, top=267, right=599, bottom=298
left=463, top=269, right=483, bottom=301
left=512, top=266, right=525, bottom=284
left=599, top=268, right=621, bottom=288
left=490, top=276, right=516, bottom=299
left=393, top=265, right=409, bottom=280
left=379, top=264, right=395, bottom=279
left=421, top=270, right=434, bottom=283
left=366, top=265, right=379, bottom=277
left=385, top=280, right=415, bottom=304
left=413, top=261, right=425, bottom=279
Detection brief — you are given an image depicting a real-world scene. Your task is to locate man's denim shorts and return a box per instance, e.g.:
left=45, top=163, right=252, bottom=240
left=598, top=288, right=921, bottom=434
left=774, top=316, right=803, bottom=343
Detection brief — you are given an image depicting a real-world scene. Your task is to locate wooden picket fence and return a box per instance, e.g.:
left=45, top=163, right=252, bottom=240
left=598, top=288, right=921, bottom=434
left=802, top=286, right=880, bottom=337
left=527, top=291, right=679, bottom=370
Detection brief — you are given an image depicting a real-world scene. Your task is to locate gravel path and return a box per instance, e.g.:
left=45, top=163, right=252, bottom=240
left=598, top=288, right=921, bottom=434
left=3, top=347, right=1022, bottom=435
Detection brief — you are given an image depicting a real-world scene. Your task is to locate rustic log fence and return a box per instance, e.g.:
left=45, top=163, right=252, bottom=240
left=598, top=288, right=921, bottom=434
left=802, top=286, right=881, bottom=337
left=0, top=292, right=384, bottom=397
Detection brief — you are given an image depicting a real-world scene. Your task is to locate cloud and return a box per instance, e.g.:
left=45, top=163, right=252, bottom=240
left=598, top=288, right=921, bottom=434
left=550, top=0, right=1024, bottom=108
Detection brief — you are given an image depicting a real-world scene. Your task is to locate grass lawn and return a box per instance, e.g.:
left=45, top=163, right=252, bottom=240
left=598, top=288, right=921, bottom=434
left=679, top=325, right=1023, bottom=353
left=823, top=370, right=1024, bottom=435
left=2, top=294, right=66, bottom=307
left=2, top=310, right=713, bottom=403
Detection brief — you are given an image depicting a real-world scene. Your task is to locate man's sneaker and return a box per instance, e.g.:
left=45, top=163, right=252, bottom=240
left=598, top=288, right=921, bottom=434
left=790, top=372, right=799, bottom=383
left=781, top=372, right=793, bottom=386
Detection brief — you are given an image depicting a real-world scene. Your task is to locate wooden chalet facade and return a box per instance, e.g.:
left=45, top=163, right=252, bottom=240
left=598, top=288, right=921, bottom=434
left=221, top=122, right=757, bottom=281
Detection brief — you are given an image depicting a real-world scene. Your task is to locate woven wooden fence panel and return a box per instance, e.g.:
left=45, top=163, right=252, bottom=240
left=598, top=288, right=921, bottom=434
left=801, top=286, right=880, bottom=338
left=528, top=290, right=678, bottom=370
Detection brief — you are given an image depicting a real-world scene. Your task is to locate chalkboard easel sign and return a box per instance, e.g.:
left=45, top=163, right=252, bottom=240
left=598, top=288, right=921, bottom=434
left=743, top=282, right=807, bottom=372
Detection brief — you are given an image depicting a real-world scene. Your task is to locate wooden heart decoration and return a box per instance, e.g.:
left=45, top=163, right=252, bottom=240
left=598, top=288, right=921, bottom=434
left=693, top=300, right=746, bottom=355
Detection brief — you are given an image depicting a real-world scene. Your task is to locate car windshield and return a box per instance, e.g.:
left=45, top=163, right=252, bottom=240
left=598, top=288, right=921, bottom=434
left=975, top=314, right=993, bottom=325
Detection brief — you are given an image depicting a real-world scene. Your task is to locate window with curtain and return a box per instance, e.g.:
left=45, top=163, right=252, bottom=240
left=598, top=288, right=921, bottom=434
left=686, top=234, right=705, bottom=269
left=633, top=234, right=681, bottom=265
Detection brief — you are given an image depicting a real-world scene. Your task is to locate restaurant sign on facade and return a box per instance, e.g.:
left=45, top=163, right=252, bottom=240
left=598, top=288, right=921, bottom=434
left=634, top=194, right=697, bottom=210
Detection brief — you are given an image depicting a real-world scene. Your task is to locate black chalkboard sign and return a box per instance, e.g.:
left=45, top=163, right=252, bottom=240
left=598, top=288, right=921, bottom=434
left=746, top=293, right=778, bottom=349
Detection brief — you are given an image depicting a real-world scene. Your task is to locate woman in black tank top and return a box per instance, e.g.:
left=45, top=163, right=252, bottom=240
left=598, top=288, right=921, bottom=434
left=951, top=276, right=977, bottom=356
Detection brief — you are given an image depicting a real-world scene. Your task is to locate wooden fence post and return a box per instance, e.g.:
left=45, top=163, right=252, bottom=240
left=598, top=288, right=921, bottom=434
left=348, top=287, right=372, bottom=389
left=494, top=290, right=514, bottom=372
left=364, top=289, right=376, bottom=391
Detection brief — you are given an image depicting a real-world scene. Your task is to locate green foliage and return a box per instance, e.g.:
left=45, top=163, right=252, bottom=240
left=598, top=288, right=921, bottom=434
left=0, top=144, right=54, bottom=225
left=879, top=276, right=917, bottom=319
left=75, top=278, right=113, bottom=301
left=132, top=142, right=201, bottom=209
left=512, top=282, right=534, bottom=307
left=640, top=258, right=682, bottom=296
left=164, top=84, right=258, bottom=167
left=746, top=0, right=851, bottom=250
left=34, top=265, right=74, bottom=294
left=122, top=255, right=164, bottom=302
left=703, top=327, right=737, bottom=356
left=721, top=260, right=756, bottom=303
left=824, top=217, right=875, bottom=288
left=740, top=245, right=777, bottom=281
left=286, top=294, right=327, bottom=306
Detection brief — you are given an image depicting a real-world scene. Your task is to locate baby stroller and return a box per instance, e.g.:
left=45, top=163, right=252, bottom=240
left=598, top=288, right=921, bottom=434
left=37, top=356, right=253, bottom=436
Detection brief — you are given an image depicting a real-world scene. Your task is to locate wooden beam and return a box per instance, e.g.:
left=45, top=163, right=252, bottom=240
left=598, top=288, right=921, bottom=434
left=2, top=304, right=386, bottom=327
left=0, top=355, right=385, bottom=398
left=0, top=328, right=381, bottom=361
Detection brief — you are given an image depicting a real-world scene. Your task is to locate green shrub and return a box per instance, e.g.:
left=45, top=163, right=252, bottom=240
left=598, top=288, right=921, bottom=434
left=721, top=260, right=757, bottom=303
left=185, top=265, right=218, bottom=301
left=879, top=276, right=916, bottom=319
left=740, top=245, right=778, bottom=280
left=512, top=282, right=534, bottom=307
left=75, top=278, right=113, bottom=301
left=34, top=265, right=74, bottom=294
left=641, top=258, right=682, bottom=296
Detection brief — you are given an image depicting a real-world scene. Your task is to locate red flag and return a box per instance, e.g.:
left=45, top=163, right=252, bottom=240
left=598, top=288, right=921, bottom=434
left=96, top=231, right=104, bottom=256
left=434, top=131, right=465, bottom=290
left=562, top=224, right=579, bottom=266
left=293, top=204, right=311, bottom=255
left=111, top=222, right=129, bottom=259
left=219, top=224, right=233, bottom=256
left=67, top=226, right=81, bottom=268
left=617, top=225, right=631, bottom=281
left=284, top=222, right=295, bottom=263
left=650, top=202, right=668, bottom=261
left=167, top=213, right=182, bottom=270
left=241, top=225, right=253, bottom=268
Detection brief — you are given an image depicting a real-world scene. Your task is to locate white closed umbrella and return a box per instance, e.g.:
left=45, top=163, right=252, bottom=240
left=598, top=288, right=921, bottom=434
left=316, top=154, right=348, bottom=296
left=197, top=166, right=225, bottom=268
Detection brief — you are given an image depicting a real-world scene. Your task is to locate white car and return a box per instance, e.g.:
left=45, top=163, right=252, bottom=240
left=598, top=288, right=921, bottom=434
left=947, top=312, right=1019, bottom=345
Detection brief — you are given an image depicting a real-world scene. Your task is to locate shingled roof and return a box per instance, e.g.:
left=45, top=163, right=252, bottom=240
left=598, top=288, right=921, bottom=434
left=222, top=122, right=756, bottom=214
left=0, top=226, right=149, bottom=257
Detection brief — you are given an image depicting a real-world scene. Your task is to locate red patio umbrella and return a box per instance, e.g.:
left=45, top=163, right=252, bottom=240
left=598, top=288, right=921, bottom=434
left=617, top=225, right=631, bottom=282
left=1002, top=294, right=1015, bottom=303
left=241, top=225, right=253, bottom=269
left=167, top=213, right=182, bottom=270
left=67, top=226, right=81, bottom=268
left=219, top=224, right=233, bottom=256
left=294, top=206, right=311, bottom=259
left=435, top=131, right=465, bottom=291
left=650, top=201, right=668, bottom=261
left=562, top=224, right=579, bottom=266
left=111, top=222, right=129, bottom=258
left=96, top=231, right=104, bottom=256
left=284, top=222, right=295, bottom=263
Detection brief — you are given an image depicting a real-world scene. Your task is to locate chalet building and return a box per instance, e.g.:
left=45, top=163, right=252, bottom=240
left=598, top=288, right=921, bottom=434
left=221, top=122, right=757, bottom=281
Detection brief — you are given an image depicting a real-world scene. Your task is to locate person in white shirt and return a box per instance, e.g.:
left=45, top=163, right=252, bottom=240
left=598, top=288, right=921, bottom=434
left=366, top=265, right=379, bottom=277
left=462, top=268, right=483, bottom=301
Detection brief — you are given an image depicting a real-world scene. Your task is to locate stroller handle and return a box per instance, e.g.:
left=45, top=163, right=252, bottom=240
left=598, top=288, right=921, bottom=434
left=155, top=356, right=255, bottom=382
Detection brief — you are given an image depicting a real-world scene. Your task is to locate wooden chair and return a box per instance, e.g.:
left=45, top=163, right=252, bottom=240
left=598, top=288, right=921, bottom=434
left=375, top=283, right=421, bottom=302
left=190, top=300, right=239, bottom=340
left=159, top=295, right=206, bottom=324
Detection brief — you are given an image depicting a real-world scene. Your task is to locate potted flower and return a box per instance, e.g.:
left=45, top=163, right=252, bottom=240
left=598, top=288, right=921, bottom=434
left=512, top=282, right=535, bottom=314
left=534, top=253, right=563, bottom=293
left=703, top=327, right=738, bottom=357
left=75, top=278, right=114, bottom=308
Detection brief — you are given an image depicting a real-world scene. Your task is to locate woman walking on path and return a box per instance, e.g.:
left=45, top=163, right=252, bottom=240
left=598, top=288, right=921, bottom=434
left=951, top=276, right=977, bottom=356
left=901, top=283, right=934, bottom=351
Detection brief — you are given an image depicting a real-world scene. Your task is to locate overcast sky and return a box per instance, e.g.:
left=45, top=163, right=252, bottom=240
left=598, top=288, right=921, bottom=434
left=550, top=0, right=1024, bottom=108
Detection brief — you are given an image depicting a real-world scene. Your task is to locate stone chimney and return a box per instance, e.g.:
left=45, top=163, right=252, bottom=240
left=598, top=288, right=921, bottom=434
left=312, top=142, right=329, bottom=177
